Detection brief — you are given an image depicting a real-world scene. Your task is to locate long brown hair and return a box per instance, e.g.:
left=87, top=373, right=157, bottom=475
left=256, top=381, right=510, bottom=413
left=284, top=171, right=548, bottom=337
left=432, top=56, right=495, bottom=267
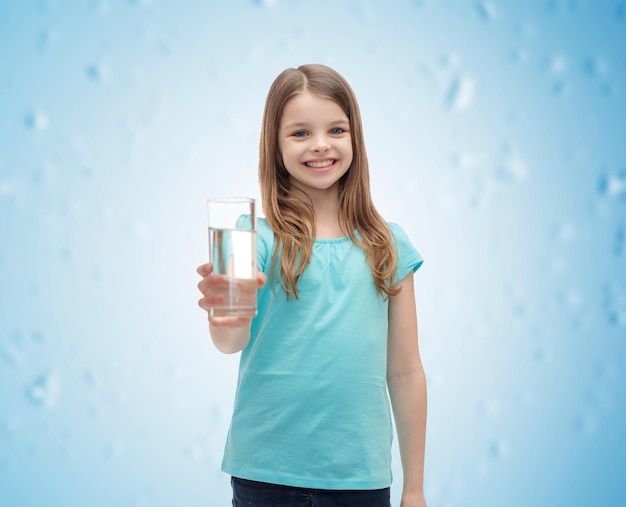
left=259, top=64, right=399, bottom=299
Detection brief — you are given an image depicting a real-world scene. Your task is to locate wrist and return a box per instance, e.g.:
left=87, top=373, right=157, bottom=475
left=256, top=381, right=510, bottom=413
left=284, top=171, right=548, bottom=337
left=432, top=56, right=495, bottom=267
left=400, top=489, right=427, bottom=507
left=401, top=481, right=424, bottom=495
left=401, top=485, right=425, bottom=499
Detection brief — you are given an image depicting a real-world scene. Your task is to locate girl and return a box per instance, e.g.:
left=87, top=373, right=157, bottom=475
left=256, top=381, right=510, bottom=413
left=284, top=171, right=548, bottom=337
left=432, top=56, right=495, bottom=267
left=197, top=64, right=427, bottom=507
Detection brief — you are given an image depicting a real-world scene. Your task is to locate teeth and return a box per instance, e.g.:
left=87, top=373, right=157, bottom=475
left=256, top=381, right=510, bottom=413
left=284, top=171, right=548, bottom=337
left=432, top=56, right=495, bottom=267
left=306, top=160, right=334, bottom=168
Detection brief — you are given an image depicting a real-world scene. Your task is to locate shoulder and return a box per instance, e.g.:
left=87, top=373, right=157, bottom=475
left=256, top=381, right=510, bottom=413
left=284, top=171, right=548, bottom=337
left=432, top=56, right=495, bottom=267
left=386, top=221, right=404, bottom=236
left=386, top=222, right=424, bottom=275
left=255, top=217, right=275, bottom=267
left=257, top=217, right=273, bottom=237
left=386, top=222, right=412, bottom=246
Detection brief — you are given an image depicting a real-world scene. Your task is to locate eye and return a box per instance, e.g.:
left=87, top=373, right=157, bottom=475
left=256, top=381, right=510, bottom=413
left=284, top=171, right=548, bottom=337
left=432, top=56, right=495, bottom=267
left=330, top=127, right=344, bottom=135
left=293, top=130, right=308, bottom=137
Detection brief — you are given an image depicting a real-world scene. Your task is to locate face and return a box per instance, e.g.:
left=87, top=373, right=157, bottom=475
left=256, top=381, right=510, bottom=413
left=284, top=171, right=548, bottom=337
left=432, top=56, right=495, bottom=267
left=278, top=91, right=353, bottom=198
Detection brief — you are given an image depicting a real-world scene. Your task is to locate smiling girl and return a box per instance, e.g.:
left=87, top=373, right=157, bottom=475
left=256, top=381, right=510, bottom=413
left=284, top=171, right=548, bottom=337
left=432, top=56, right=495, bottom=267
left=197, top=64, right=428, bottom=507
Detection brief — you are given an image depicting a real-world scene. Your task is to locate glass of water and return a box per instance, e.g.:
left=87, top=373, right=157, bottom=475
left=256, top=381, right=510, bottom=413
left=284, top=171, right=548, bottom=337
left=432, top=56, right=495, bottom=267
left=207, top=197, right=257, bottom=318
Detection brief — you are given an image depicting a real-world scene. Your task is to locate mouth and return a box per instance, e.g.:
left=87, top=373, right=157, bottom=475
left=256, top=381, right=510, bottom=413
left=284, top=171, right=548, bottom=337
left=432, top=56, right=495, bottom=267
left=304, top=159, right=336, bottom=170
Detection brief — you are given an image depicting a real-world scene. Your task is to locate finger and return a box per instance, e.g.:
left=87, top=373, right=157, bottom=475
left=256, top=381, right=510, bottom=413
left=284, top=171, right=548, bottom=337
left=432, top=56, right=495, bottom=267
left=197, top=278, right=213, bottom=294
left=197, top=263, right=213, bottom=276
left=208, top=315, right=252, bottom=328
left=257, top=272, right=267, bottom=288
left=197, top=274, right=227, bottom=294
left=198, top=293, right=225, bottom=310
left=198, top=296, right=212, bottom=311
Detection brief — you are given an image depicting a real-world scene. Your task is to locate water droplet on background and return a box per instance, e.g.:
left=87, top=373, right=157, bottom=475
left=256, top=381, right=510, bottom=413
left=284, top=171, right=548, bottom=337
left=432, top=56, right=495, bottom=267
left=533, top=346, right=550, bottom=364
left=613, top=225, right=624, bottom=256
left=574, top=414, right=598, bottom=436
left=598, top=169, right=626, bottom=199
left=83, top=369, right=99, bottom=388
left=452, top=152, right=476, bottom=173
left=489, top=439, right=510, bottom=459
left=0, top=415, right=22, bottom=439
left=556, top=289, right=583, bottom=309
left=86, top=63, right=112, bottom=83
left=446, top=75, right=475, bottom=111
left=26, top=372, right=61, bottom=409
left=252, top=0, right=279, bottom=7
left=184, top=439, right=208, bottom=463
left=552, top=80, right=570, bottom=96
left=497, top=155, right=528, bottom=182
left=440, top=52, right=461, bottom=70
left=476, top=1, right=497, bottom=21
left=38, top=28, right=59, bottom=50
left=602, top=284, right=626, bottom=327
left=103, top=440, right=126, bottom=462
left=551, top=222, right=576, bottom=242
left=24, top=111, right=50, bottom=131
left=0, top=343, right=21, bottom=367
left=584, top=56, right=609, bottom=78
left=547, top=52, right=571, bottom=95
left=127, top=219, right=151, bottom=240
left=549, top=54, right=568, bottom=75
left=477, top=397, right=502, bottom=419
left=31, top=330, right=45, bottom=344
left=0, top=180, right=17, bottom=197
left=509, top=47, right=531, bottom=64
left=548, top=0, right=583, bottom=14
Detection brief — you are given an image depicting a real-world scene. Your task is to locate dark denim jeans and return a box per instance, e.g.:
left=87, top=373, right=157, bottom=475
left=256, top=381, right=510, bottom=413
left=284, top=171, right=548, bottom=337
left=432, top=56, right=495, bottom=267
left=231, top=477, right=391, bottom=507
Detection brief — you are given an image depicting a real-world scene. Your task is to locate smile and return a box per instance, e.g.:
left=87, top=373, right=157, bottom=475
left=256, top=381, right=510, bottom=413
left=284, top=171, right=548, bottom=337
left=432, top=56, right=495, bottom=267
left=305, top=159, right=336, bottom=169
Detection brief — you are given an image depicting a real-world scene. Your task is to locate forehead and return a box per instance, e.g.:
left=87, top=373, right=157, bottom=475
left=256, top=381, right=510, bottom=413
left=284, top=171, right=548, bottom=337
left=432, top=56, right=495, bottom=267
left=280, top=91, right=348, bottom=124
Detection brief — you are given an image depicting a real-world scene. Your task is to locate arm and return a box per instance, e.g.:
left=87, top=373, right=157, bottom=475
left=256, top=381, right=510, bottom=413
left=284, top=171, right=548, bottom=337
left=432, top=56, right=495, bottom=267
left=197, top=262, right=267, bottom=354
left=387, top=272, right=428, bottom=507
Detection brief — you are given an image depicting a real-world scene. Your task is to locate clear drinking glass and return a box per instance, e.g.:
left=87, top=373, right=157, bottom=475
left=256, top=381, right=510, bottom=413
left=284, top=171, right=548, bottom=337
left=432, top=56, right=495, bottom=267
left=207, top=197, right=257, bottom=317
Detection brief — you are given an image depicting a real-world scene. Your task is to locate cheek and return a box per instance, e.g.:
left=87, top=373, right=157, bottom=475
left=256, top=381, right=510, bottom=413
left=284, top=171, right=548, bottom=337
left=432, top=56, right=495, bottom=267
left=276, top=141, right=289, bottom=166
left=278, top=147, right=296, bottom=173
left=281, top=144, right=302, bottom=167
left=345, top=142, right=354, bottom=163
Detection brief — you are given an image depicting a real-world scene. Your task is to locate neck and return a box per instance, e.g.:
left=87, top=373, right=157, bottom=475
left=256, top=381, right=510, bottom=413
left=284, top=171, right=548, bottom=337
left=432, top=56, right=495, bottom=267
left=313, top=194, right=347, bottom=240
left=289, top=185, right=345, bottom=239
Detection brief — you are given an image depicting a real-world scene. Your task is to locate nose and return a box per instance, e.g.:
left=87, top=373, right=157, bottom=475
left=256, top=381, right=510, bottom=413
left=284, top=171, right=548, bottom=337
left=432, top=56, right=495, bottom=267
left=312, top=134, right=330, bottom=153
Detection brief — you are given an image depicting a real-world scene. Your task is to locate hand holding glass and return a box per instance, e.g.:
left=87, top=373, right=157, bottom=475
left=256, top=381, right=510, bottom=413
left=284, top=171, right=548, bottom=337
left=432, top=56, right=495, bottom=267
left=207, top=197, right=257, bottom=318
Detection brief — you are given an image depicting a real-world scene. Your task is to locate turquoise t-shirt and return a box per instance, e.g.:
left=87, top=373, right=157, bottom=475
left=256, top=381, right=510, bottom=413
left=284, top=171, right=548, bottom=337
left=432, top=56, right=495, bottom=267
left=222, top=218, right=423, bottom=490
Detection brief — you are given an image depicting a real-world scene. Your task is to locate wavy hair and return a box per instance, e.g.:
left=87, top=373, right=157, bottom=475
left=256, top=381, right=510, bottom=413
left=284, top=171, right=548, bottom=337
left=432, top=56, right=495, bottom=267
left=259, top=64, right=399, bottom=299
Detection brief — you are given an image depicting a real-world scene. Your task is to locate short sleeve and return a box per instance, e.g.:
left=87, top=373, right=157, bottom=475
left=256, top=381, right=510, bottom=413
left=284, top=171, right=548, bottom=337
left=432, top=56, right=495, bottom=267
left=388, top=222, right=424, bottom=283
left=235, top=215, right=274, bottom=272
left=235, top=214, right=254, bottom=229
left=255, top=218, right=275, bottom=272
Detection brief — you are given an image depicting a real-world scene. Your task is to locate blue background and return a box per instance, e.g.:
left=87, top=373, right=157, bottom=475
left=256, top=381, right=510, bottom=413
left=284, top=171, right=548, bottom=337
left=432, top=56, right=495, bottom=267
left=1, top=1, right=625, bottom=506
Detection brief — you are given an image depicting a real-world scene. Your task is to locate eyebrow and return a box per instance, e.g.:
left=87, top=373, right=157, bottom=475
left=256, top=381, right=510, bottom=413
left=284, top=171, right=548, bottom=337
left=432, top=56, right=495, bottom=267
left=282, top=119, right=350, bottom=130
